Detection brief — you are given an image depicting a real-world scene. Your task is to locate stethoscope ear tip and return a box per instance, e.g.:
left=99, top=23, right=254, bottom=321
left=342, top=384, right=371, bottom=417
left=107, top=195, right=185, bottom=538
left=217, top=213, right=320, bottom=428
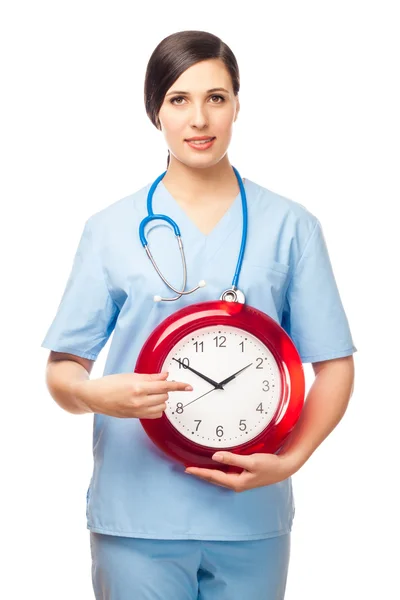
left=198, top=280, right=206, bottom=288
left=154, top=295, right=162, bottom=302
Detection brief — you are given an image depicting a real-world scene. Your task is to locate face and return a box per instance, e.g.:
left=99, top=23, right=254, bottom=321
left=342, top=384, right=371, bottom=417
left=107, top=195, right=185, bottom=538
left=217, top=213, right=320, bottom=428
left=157, top=58, right=240, bottom=168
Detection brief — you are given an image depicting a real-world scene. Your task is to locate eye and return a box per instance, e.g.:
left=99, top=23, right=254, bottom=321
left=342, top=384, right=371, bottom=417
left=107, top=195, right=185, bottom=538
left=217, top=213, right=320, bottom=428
left=169, top=94, right=226, bottom=105
left=210, top=95, right=225, bottom=103
left=170, top=96, right=185, bottom=105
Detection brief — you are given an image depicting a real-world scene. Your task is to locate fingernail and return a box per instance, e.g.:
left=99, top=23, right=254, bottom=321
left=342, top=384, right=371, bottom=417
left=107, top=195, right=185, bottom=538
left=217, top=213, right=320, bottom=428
left=185, top=385, right=193, bottom=391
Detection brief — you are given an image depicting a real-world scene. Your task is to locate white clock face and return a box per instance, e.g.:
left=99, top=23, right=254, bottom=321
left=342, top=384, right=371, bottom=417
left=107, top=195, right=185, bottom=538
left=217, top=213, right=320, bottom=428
left=162, top=325, right=282, bottom=449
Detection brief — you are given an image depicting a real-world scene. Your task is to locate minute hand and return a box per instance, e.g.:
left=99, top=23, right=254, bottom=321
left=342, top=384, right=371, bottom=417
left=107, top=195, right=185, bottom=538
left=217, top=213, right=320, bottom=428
left=217, top=362, right=253, bottom=387
left=172, top=358, right=223, bottom=389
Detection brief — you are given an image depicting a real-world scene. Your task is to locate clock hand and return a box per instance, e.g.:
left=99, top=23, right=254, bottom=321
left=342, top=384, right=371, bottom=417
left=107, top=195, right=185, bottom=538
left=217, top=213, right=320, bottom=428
left=180, top=363, right=253, bottom=410
left=217, top=362, right=253, bottom=387
left=182, top=387, right=219, bottom=409
left=172, top=358, right=223, bottom=390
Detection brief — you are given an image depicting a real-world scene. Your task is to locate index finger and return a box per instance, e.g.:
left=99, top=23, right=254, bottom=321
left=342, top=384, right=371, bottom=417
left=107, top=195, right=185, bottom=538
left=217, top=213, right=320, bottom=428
left=144, top=380, right=193, bottom=394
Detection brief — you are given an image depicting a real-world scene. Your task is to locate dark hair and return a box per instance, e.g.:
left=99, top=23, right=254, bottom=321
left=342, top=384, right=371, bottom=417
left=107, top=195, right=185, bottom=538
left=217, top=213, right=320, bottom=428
left=144, top=30, right=240, bottom=168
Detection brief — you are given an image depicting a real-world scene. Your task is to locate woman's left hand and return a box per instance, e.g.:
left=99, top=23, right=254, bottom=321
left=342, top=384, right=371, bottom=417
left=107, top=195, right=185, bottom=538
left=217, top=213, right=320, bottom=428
left=185, top=451, right=295, bottom=492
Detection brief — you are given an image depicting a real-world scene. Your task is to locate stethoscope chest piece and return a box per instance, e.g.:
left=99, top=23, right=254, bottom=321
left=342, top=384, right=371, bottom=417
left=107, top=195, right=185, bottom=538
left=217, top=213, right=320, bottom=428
left=219, top=287, right=246, bottom=304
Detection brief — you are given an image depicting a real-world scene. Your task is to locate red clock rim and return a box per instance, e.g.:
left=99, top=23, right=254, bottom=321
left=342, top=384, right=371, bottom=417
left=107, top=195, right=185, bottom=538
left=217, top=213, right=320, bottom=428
left=135, top=300, right=305, bottom=465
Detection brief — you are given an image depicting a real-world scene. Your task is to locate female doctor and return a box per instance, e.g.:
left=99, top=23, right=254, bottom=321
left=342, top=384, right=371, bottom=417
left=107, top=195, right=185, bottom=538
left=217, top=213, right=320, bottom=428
left=42, top=30, right=356, bottom=600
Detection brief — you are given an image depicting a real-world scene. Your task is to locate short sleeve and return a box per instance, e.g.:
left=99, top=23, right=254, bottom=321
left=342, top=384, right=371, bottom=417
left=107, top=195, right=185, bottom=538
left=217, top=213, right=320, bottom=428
left=281, top=219, right=357, bottom=363
left=41, top=217, right=120, bottom=360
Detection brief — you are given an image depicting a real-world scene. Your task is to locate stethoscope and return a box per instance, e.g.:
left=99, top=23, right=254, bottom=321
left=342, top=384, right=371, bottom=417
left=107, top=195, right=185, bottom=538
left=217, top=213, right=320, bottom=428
left=138, top=165, right=248, bottom=304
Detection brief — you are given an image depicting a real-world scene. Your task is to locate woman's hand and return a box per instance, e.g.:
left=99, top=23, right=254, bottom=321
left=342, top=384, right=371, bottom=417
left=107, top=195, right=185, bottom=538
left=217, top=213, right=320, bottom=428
left=185, top=451, right=295, bottom=492
left=73, top=371, right=192, bottom=419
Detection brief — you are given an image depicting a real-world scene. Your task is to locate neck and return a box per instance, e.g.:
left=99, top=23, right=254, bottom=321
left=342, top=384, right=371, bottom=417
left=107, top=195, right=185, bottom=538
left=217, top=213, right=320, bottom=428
left=161, top=155, right=239, bottom=205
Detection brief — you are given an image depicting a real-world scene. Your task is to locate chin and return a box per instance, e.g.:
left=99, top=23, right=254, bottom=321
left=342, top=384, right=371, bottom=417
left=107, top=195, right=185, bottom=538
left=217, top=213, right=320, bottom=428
left=188, top=152, right=228, bottom=169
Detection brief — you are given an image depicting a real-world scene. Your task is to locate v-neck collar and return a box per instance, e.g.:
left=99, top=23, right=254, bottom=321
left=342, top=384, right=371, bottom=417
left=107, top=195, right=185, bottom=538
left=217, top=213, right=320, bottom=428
left=151, top=177, right=249, bottom=260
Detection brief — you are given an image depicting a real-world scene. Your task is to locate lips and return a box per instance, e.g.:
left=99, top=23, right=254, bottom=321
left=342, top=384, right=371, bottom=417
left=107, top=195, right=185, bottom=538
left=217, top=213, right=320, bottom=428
left=185, top=137, right=216, bottom=142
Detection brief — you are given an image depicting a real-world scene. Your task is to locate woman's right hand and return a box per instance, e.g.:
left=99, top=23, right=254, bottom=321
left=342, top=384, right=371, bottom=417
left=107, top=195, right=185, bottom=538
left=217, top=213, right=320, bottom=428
left=73, top=371, right=192, bottom=419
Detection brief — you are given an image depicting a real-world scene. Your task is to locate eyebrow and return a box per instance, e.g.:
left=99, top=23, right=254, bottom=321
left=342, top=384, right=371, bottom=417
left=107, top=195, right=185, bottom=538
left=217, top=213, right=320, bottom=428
left=165, top=87, right=230, bottom=97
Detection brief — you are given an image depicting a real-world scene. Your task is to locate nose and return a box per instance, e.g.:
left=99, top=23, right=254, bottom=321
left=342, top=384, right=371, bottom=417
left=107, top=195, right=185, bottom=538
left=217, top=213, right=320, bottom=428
left=189, top=102, right=209, bottom=129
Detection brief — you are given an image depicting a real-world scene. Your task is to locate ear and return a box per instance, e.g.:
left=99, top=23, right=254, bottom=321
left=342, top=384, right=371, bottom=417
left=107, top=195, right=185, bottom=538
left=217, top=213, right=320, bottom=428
left=234, top=97, right=240, bottom=121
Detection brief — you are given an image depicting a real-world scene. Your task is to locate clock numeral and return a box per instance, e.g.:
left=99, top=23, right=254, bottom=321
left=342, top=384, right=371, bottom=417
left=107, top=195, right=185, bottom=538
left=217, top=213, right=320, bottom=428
left=256, top=402, right=264, bottom=413
left=193, top=341, right=204, bottom=353
left=262, top=380, right=270, bottom=392
left=176, top=402, right=184, bottom=414
left=239, top=341, right=245, bottom=352
left=256, top=357, right=264, bottom=369
left=239, top=419, right=247, bottom=431
left=216, top=425, right=224, bottom=438
left=213, top=335, right=226, bottom=348
left=178, top=358, right=190, bottom=369
left=194, top=419, right=202, bottom=431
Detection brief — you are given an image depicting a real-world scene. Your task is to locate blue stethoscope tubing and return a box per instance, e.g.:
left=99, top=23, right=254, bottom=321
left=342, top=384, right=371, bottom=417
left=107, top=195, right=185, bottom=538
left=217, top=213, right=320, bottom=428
left=138, top=165, right=248, bottom=301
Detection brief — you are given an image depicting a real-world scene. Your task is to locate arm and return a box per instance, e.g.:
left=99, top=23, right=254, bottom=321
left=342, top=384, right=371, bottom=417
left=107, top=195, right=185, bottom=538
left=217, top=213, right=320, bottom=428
left=45, top=351, right=94, bottom=415
left=44, top=351, right=193, bottom=419
left=278, top=354, right=355, bottom=474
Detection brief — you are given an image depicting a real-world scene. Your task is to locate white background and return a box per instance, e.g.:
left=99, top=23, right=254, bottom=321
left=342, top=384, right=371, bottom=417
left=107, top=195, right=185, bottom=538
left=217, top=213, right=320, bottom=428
left=1, top=1, right=399, bottom=598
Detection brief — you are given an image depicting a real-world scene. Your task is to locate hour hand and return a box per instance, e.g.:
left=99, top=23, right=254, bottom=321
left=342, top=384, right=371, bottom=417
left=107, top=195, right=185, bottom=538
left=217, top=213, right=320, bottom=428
left=217, top=362, right=253, bottom=387
left=172, top=358, right=223, bottom=389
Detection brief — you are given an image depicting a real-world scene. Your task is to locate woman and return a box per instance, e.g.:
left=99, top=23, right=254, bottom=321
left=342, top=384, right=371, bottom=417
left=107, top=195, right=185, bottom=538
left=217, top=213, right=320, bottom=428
left=42, top=30, right=356, bottom=599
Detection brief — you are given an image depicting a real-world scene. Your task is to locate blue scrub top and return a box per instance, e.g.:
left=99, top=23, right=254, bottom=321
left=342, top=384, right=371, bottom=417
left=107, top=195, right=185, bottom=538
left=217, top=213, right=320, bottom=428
left=41, top=177, right=357, bottom=540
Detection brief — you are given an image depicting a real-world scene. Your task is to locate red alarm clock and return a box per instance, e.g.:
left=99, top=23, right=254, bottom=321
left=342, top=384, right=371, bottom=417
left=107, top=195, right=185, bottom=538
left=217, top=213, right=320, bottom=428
left=135, top=300, right=305, bottom=472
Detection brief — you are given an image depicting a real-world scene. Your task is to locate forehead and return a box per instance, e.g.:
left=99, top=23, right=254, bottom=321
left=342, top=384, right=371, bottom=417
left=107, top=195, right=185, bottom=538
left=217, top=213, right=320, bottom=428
left=166, top=59, right=232, bottom=94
